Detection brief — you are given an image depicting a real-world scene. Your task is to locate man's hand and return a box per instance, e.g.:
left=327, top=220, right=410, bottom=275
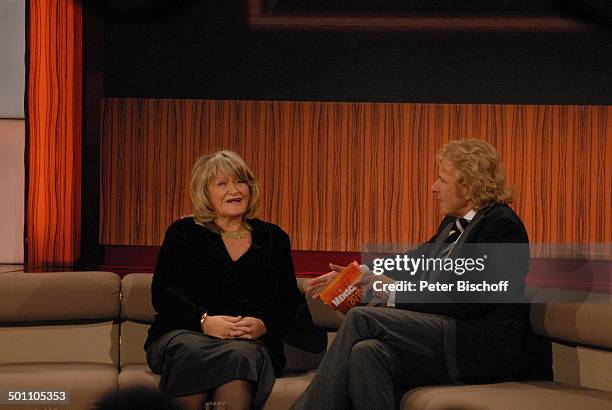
left=234, top=316, right=267, bottom=340
left=304, top=263, right=345, bottom=299
left=328, top=263, right=346, bottom=273
left=202, top=315, right=245, bottom=339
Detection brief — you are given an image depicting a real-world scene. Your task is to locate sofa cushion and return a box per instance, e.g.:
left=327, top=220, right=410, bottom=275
left=0, top=363, right=118, bottom=410
left=283, top=343, right=324, bottom=372
left=118, top=364, right=160, bottom=390
left=552, top=342, right=612, bottom=392
left=0, top=271, right=120, bottom=322
left=120, top=321, right=150, bottom=368
left=0, top=322, right=119, bottom=366
left=263, top=372, right=315, bottom=410
left=400, top=381, right=612, bottom=410
left=121, top=273, right=155, bottom=323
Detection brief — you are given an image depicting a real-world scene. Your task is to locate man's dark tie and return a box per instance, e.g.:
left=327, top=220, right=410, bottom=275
left=436, top=217, right=470, bottom=259
left=445, top=217, right=470, bottom=244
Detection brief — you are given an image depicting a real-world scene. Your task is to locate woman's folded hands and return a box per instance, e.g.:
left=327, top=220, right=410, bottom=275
left=202, top=315, right=267, bottom=340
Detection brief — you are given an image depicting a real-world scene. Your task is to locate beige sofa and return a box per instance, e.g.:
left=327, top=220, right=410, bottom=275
left=1, top=271, right=612, bottom=409
left=309, top=291, right=612, bottom=409
left=0, top=272, right=121, bottom=409
left=0, top=271, right=322, bottom=410
left=399, top=301, right=612, bottom=409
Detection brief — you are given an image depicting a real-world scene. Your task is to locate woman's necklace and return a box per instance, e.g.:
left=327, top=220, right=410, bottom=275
left=220, top=225, right=250, bottom=240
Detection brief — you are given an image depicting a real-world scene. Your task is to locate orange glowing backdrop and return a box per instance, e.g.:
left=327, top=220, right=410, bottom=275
left=26, top=0, right=82, bottom=269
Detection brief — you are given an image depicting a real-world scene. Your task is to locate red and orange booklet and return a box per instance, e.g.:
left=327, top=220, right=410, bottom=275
left=319, top=261, right=363, bottom=314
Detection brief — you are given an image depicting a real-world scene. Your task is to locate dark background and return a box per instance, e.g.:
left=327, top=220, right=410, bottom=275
left=99, top=0, right=612, bottom=104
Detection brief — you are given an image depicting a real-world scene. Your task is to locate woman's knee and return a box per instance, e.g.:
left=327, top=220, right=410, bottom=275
left=223, top=341, right=269, bottom=367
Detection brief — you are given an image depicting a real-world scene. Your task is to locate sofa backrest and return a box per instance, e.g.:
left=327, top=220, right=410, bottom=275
left=0, top=271, right=120, bottom=366
left=120, top=273, right=326, bottom=371
left=119, top=273, right=156, bottom=368
left=531, top=302, right=612, bottom=350
left=530, top=301, right=612, bottom=392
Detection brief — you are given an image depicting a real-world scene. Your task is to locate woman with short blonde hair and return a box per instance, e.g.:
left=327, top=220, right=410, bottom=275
left=146, top=150, right=314, bottom=410
left=190, top=150, right=260, bottom=226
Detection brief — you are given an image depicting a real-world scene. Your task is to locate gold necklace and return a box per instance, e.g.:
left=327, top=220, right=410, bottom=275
left=220, top=226, right=250, bottom=240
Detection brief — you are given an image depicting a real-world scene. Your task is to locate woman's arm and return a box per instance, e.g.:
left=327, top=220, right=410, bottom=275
left=151, top=222, right=206, bottom=331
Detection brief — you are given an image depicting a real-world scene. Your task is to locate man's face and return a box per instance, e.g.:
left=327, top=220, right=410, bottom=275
left=431, top=159, right=473, bottom=217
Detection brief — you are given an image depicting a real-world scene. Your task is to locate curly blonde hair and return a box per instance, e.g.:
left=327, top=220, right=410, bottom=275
left=438, top=140, right=514, bottom=209
left=190, top=150, right=260, bottom=226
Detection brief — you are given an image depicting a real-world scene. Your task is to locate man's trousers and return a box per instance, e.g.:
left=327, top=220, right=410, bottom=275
left=294, top=306, right=454, bottom=410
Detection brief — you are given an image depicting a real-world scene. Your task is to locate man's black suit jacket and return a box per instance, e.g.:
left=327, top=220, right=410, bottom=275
left=395, top=204, right=552, bottom=383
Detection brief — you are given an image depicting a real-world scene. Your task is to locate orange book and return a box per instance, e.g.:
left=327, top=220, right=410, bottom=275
left=319, top=261, right=363, bottom=314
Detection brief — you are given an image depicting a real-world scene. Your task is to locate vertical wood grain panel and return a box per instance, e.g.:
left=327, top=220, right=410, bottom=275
left=26, top=0, right=82, bottom=269
left=100, top=99, right=610, bottom=258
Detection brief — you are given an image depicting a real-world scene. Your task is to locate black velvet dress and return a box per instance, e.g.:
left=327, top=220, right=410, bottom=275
left=144, top=217, right=306, bottom=408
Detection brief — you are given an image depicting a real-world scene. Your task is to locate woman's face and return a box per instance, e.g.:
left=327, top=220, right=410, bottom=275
left=208, top=172, right=250, bottom=220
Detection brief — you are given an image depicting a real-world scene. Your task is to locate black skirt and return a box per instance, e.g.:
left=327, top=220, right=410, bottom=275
left=146, top=330, right=276, bottom=409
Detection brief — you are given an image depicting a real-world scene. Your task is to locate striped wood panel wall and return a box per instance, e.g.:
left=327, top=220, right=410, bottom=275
left=100, top=99, right=611, bottom=258
left=26, top=0, right=82, bottom=269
